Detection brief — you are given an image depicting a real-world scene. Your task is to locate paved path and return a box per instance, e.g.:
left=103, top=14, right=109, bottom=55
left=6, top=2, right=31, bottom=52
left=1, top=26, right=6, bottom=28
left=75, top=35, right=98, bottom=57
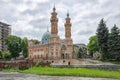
left=0, top=72, right=117, bottom=80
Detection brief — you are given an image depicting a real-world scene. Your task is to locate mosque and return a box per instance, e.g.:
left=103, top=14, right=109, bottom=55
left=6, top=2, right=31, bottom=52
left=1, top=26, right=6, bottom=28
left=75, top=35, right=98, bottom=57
left=28, top=6, right=73, bottom=60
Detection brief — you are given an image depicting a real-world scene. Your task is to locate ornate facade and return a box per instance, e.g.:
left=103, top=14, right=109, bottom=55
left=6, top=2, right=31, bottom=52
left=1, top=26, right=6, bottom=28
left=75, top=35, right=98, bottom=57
left=29, top=6, right=73, bottom=60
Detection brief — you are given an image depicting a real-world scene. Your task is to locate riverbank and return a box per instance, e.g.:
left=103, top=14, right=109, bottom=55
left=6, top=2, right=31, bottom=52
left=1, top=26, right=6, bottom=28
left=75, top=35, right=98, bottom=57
left=2, top=66, right=120, bottom=79
left=0, top=72, right=116, bottom=80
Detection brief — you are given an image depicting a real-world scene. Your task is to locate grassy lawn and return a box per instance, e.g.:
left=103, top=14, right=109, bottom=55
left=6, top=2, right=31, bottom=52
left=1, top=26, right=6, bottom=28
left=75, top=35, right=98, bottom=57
left=2, top=66, right=120, bottom=79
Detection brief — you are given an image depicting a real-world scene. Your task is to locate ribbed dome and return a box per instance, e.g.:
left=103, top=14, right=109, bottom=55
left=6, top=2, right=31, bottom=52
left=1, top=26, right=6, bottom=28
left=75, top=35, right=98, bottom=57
left=41, top=31, right=51, bottom=44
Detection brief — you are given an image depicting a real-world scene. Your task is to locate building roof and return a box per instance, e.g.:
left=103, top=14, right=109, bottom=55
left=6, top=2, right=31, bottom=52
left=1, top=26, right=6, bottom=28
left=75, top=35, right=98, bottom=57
left=0, top=21, right=11, bottom=26
left=41, top=31, right=51, bottom=44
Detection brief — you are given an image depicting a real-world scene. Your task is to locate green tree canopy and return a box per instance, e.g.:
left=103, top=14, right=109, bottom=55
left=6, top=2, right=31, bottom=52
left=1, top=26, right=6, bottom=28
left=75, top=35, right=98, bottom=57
left=3, top=51, right=11, bottom=60
left=108, top=24, right=120, bottom=60
left=78, top=48, right=83, bottom=58
left=5, top=35, right=23, bottom=58
left=33, top=40, right=40, bottom=45
left=96, top=18, right=109, bottom=60
left=0, top=50, right=3, bottom=59
left=22, top=37, right=28, bottom=58
left=87, top=35, right=99, bottom=57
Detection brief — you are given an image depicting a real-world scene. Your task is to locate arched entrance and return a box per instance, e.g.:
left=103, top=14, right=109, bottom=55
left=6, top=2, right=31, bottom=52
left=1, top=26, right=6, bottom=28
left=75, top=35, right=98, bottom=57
left=61, top=45, right=67, bottom=59
left=61, top=54, right=64, bottom=59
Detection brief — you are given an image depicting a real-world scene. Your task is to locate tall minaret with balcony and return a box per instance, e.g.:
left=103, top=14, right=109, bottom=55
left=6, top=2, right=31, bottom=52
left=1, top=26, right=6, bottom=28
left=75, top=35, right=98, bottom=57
left=50, top=5, right=58, bottom=35
left=65, top=12, right=72, bottom=39
left=49, top=5, right=60, bottom=59
left=64, top=12, right=73, bottom=59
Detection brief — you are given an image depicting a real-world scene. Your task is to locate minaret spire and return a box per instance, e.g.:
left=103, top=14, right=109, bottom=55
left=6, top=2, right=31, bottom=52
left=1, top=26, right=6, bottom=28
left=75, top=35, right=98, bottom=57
left=51, top=3, right=58, bottom=35
left=65, top=11, right=71, bottom=39
left=67, top=10, right=69, bottom=18
left=53, top=3, right=56, bottom=12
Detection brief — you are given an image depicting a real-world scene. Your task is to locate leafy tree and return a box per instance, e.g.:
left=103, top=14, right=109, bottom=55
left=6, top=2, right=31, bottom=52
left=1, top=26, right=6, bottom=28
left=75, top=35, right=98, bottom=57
left=33, top=40, right=40, bottom=44
left=87, top=35, right=99, bottom=57
left=108, top=24, right=120, bottom=60
left=22, top=37, right=28, bottom=58
left=96, top=18, right=109, bottom=60
left=3, top=51, right=11, bottom=60
left=78, top=48, right=82, bottom=58
left=0, top=50, right=3, bottom=59
left=5, top=35, right=23, bottom=59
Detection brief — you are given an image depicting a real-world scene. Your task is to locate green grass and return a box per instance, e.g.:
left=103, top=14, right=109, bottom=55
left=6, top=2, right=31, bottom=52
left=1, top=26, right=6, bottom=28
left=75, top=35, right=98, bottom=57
left=2, top=66, right=120, bottom=79
left=18, top=66, right=120, bottom=79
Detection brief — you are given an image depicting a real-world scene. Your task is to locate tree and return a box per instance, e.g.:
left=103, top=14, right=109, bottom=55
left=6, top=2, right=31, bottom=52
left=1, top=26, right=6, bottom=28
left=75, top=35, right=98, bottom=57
left=78, top=48, right=82, bottom=58
left=5, top=35, right=23, bottom=59
left=0, top=50, right=3, bottom=59
left=108, top=24, right=120, bottom=60
left=3, top=51, right=11, bottom=60
left=33, top=40, right=40, bottom=45
left=96, top=18, right=109, bottom=60
left=22, top=37, right=28, bottom=58
left=87, top=35, right=99, bottom=57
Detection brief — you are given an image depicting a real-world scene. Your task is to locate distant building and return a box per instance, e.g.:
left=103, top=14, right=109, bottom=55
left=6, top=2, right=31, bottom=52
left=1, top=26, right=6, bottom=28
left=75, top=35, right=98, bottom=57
left=0, top=21, right=11, bottom=52
left=28, top=39, right=40, bottom=46
left=29, top=6, right=73, bottom=60
left=73, top=44, right=87, bottom=59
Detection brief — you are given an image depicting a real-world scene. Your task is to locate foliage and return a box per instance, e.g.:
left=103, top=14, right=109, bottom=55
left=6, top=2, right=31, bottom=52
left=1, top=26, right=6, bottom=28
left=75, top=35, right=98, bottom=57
left=22, top=37, right=28, bottom=58
left=2, top=66, right=120, bottom=79
left=96, top=18, right=109, bottom=60
left=78, top=48, right=82, bottom=58
left=35, top=62, right=40, bottom=67
left=33, top=40, right=40, bottom=45
left=87, top=35, right=99, bottom=57
left=5, top=35, right=23, bottom=58
left=0, top=50, right=3, bottom=59
left=108, top=24, right=120, bottom=60
left=3, top=51, right=11, bottom=59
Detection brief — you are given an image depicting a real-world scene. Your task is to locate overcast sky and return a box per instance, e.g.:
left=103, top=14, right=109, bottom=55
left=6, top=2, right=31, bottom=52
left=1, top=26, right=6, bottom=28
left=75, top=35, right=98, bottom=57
left=0, top=0, right=120, bottom=44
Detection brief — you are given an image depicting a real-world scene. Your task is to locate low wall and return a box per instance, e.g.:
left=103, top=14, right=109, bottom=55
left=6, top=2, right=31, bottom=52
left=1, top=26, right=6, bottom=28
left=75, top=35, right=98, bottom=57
left=0, top=59, right=52, bottom=70
left=0, top=59, right=34, bottom=70
left=51, top=64, right=120, bottom=70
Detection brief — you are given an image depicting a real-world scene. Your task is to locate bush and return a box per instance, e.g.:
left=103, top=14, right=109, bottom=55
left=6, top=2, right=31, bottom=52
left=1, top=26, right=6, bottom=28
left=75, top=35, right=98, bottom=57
left=0, top=50, right=3, bottom=59
left=35, top=61, right=40, bottom=67
left=3, top=51, right=11, bottom=60
left=108, top=51, right=120, bottom=61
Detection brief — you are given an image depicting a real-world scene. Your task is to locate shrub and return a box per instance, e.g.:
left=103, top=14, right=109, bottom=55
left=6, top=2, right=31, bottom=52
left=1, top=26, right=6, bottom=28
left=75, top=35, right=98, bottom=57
left=35, top=61, right=40, bottom=67
left=3, top=51, right=11, bottom=60
left=0, top=50, right=3, bottom=59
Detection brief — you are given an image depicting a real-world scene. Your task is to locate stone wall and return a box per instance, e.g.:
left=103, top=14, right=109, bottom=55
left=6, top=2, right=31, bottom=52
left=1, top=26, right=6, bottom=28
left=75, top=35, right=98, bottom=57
left=51, top=64, right=120, bottom=70
left=0, top=59, right=34, bottom=70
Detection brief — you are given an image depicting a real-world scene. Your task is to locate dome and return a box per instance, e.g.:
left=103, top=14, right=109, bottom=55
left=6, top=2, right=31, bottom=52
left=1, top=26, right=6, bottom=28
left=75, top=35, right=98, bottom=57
left=41, top=31, right=51, bottom=44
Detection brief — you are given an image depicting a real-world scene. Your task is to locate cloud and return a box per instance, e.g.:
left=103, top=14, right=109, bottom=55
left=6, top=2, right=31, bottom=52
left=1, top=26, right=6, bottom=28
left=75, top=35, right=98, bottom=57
left=0, top=0, right=120, bottom=44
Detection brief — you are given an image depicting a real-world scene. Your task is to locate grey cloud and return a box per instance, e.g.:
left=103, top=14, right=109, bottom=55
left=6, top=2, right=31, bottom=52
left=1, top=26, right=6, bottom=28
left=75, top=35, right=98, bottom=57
left=29, top=18, right=49, bottom=29
left=114, top=13, right=120, bottom=19
left=13, top=27, right=45, bottom=41
left=21, top=2, right=50, bottom=15
left=0, top=0, right=120, bottom=44
left=78, top=30, right=93, bottom=36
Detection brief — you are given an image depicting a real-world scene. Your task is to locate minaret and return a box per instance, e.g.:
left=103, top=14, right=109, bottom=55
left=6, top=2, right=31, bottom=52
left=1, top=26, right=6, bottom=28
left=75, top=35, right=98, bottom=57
left=50, top=5, right=58, bottom=35
left=64, top=11, right=72, bottom=39
left=64, top=11, right=73, bottom=59
left=49, top=5, right=60, bottom=59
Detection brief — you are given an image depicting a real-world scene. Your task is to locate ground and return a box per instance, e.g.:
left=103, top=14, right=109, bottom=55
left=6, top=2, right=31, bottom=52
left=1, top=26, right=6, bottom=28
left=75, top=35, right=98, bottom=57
left=0, top=72, right=117, bottom=80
